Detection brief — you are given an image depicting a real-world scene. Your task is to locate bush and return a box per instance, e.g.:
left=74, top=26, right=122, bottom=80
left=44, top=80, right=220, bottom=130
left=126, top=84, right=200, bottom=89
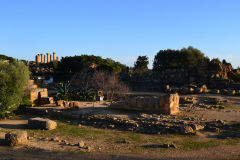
left=0, top=60, right=30, bottom=119
left=53, top=82, right=73, bottom=101
left=228, top=72, right=240, bottom=83
left=53, top=82, right=96, bottom=101
left=16, top=94, right=33, bottom=113
left=75, top=83, right=96, bottom=101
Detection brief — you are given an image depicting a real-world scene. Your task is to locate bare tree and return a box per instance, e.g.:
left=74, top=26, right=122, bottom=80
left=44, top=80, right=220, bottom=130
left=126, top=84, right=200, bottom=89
left=90, top=71, right=129, bottom=101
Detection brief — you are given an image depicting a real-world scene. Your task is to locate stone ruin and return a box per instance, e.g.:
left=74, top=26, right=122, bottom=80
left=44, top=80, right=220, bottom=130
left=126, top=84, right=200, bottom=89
left=28, top=79, right=54, bottom=105
left=110, top=93, right=179, bottom=115
left=35, top=52, right=60, bottom=64
left=28, top=117, right=57, bottom=130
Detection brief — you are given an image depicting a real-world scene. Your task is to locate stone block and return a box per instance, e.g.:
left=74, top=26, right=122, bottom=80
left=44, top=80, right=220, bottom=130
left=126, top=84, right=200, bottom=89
left=48, top=97, right=54, bottom=104
left=28, top=117, right=57, bottom=130
left=39, top=91, right=48, bottom=98
left=5, top=131, right=28, bottom=146
left=56, top=100, right=64, bottom=107
left=38, top=98, right=51, bottom=105
left=111, top=93, right=179, bottom=115
left=73, top=101, right=81, bottom=108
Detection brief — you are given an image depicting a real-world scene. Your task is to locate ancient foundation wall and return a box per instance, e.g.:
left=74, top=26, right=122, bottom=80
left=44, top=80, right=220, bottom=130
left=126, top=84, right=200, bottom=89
left=110, top=93, right=179, bottom=115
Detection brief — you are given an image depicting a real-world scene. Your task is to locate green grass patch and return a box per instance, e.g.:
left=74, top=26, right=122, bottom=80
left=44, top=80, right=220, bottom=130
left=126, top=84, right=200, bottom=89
left=174, top=137, right=240, bottom=150
left=26, top=122, right=105, bottom=139
left=221, top=103, right=240, bottom=109
left=177, top=139, right=220, bottom=150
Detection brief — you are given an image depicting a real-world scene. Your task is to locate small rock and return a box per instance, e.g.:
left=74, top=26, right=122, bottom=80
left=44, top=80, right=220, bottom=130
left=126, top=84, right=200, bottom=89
left=27, top=136, right=34, bottom=140
left=78, top=141, right=85, bottom=148
left=181, top=125, right=195, bottom=134
left=87, top=146, right=92, bottom=151
left=170, top=143, right=177, bottom=148
left=190, top=124, right=205, bottom=131
left=5, top=131, right=28, bottom=146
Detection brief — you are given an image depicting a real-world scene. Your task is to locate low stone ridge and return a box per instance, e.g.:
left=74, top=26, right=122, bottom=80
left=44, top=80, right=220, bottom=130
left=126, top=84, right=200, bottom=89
left=110, top=93, right=179, bottom=115
left=5, top=131, right=28, bottom=146
left=28, top=117, right=57, bottom=130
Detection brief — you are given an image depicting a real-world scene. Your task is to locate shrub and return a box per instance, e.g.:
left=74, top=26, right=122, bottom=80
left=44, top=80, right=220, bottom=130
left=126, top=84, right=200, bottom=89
left=53, top=82, right=96, bottom=101
left=75, top=83, right=96, bottom=101
left=228, top=72, right=240, bottom=83
left=16, top=94, right=33, bottom=113
left=0, top=60, right=30, bottom=118
left=53, top=82, right=73, bottom=101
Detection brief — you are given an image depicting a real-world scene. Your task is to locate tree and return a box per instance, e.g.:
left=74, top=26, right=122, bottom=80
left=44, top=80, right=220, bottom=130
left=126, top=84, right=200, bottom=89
left=90, top=71, right=129, bottom=101
left=153, top=46, right=207, bottom=71
left=0, top=60, right=30, bottom=118
left=55, top=55, right=128, bottom=81
left=133, top=56, right=149, bottom=74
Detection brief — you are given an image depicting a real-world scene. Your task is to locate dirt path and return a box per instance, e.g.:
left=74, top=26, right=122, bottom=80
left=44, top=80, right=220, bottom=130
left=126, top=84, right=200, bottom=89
left=0, top=143, right=239, bottom=160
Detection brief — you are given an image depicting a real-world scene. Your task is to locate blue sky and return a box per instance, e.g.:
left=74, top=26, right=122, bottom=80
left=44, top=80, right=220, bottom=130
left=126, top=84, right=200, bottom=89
left=0, top=0, right=240, bottom=68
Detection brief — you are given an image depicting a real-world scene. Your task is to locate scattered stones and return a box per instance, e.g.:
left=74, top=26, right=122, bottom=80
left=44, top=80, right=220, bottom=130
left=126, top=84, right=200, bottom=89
left=5, top=131, right=28, bottom=146
left=28, top=117, right=57, bottom=130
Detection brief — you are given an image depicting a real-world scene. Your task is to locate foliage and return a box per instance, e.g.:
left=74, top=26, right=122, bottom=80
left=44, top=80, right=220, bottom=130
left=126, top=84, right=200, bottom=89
left=133, top=56, right=149, bottom=75
left=0, top=60, right=30, bottom=119
left=54, top=81, right=96, bottom=101
left=90, top=71, right=130, bottom=101
left=0, top=54, right=15, bottom=62
left=75, top=83, right=96, bottom=101
left=228, top=72, right=240, bottom=83
left=211, top=58, right=221, bottom=64
left=16, top=94, right=33, bottom=113
left=54, top=82, right=73, bottom=101
left=55, top=55, right=128, bottom=81
left=153, top=46, right=208, bottom=71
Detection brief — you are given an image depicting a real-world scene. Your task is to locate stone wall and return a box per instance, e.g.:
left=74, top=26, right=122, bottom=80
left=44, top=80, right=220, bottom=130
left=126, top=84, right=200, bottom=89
left=110, top=93, right=179, bottom=115
left=29, top=88, right=48, bottom=102
left=28, top=79, right=54, bottom=105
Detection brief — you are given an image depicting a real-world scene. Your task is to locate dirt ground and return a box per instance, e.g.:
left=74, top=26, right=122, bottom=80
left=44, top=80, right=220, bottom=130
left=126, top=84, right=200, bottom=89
left=0, top=94, right=240, bottom=160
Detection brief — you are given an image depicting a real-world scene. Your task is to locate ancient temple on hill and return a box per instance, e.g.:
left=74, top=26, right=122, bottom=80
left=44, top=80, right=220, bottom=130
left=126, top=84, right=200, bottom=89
left=35, top=52, right=60, bottom=64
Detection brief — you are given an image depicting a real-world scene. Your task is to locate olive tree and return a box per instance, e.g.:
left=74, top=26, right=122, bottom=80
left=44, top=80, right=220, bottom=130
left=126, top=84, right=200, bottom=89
left=0, top=60, right=30, bottom=118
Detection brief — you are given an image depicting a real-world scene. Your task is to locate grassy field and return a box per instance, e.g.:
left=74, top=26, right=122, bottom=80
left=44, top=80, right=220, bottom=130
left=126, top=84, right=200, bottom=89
left=20, top=121, right=240, bottom=154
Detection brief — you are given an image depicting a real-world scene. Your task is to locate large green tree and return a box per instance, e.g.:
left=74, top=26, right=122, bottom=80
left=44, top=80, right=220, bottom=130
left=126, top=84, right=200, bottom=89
left=55, top=55, right=128, bottom=81
left=0, top=60, right=30, bottom=118
left=153, top=46, right=208, bottom=71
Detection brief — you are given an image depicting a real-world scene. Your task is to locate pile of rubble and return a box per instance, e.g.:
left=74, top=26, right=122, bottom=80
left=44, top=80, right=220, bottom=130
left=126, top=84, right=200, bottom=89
left=77, top=113, right=240, bottom=137
left=165, top=84, right=240, bottom=96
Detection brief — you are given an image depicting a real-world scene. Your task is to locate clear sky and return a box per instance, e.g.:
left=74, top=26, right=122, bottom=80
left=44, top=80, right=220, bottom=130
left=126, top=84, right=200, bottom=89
left=0, top=0, right=240, bottom=68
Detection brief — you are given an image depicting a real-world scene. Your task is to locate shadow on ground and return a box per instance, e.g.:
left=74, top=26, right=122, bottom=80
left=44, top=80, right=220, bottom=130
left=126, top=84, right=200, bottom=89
left=0, top=124, right=28, bottom=129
